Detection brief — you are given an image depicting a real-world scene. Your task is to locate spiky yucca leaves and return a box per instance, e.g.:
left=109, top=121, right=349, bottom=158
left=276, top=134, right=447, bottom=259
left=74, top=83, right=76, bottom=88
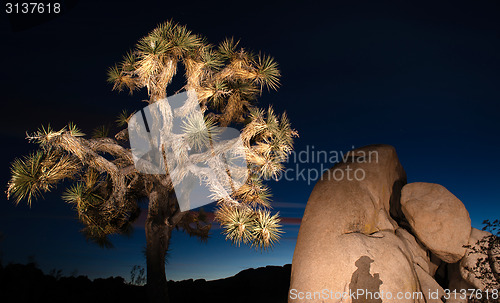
left=108, top=20, right=203, bottom=101
left=148, top=21, right=203, bottom=59
left=27, top=124, right=65, bottom=147
left=217, top=38, right=239, bottom=60
left=12, top=21, right=294, bottom=252
left=106, top=21, right=297, bottom=252
left=62, top=169, right=139, bottom=248
left=135, top=36, right=177, bottom=100
left=7, top=148, right=80, bottom=206
left=253, top=54, right=281, bottom=91
left=233, top=174, right=271, bottom=208
left=92, top=125, right=110, bottom=138
left=216, top=205, right=282, bottom=250
left=204, top=39, right=281, bottom=126
left=8, top=22, right=296, bottom=303
left=116, top=109, right=134, bottom=127
left=62, top=168, right=106, bottom=220
left=107, top=64, right=137, bottom=95
left=108, top=21, right=281, bottom=126
left=216, top=205, right=254, bottom=246
left=204, top=79, right=229, bottom=108
left=9, top=122, right=145, bottom=248
left=242, top=107, right=298, bottom=180
left=177, top=209, right=211, bottom=242
left=181, top=114, right=219, bottom=152
left=250, top=210, right=282, bottom=250
left=68, top=122, right=85, bottom=137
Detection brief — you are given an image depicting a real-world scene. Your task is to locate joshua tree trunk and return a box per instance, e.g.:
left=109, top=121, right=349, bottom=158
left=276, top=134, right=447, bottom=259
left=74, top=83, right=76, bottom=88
left=145, top=189, right=173, bottom=303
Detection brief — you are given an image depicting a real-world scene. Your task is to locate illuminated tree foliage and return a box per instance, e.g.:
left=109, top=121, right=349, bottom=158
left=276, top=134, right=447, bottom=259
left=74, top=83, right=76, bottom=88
left=7, top=20, right=297, bottom=303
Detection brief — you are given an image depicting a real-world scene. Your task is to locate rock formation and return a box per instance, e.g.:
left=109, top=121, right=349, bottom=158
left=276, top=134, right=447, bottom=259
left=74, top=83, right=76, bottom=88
left=289, top=144, right=499, bottom=303
left=401, top=182, right=471, bottom=263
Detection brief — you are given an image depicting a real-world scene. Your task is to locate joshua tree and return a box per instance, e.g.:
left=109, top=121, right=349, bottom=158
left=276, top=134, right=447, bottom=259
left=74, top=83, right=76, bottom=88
left=7, top=20, right=297, bottom=303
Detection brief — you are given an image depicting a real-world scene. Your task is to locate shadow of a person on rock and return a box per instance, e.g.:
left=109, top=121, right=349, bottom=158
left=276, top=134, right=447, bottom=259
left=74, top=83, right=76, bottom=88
left=349, top=256, right=383, bottom=303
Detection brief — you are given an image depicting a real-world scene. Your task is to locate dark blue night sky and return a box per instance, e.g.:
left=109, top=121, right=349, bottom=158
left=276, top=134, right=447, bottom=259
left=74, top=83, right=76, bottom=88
left=0, top=0, right=499, bottom=281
